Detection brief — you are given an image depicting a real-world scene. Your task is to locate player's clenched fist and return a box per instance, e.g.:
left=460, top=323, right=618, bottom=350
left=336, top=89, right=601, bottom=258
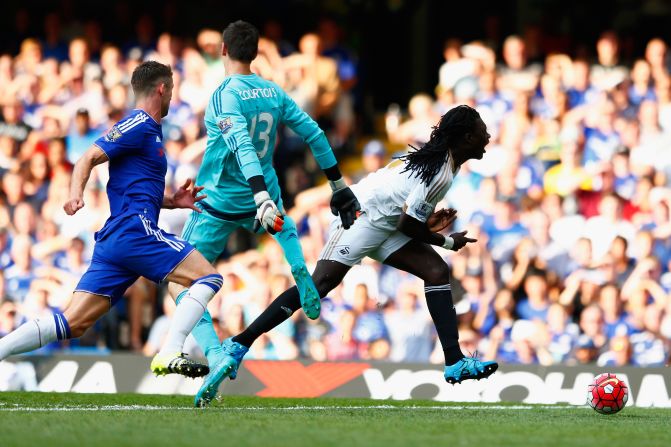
left=253, top=191, right=284, bottom=235
left=63, top=197, right=85, bottom=215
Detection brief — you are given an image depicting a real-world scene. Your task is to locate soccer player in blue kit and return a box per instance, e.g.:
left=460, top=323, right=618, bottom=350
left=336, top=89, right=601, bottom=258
left=0, top=61, right=221, bottom=379
left=170, top=21, right=361, bottom=405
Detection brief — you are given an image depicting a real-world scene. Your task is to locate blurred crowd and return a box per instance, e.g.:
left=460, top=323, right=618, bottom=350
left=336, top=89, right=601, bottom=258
left=0, top=12, right=670, bottom=368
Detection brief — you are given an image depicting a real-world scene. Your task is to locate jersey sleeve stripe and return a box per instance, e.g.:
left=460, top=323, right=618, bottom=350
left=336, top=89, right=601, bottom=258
left=426, top=166, right=450, bottom=204
left=118, top=114, right=144, bottom=131
left=119, top=115, right=149, bottom=133
left=116, top=114, right=140, bottom=130
left=213, top=85, right=224, bottom=116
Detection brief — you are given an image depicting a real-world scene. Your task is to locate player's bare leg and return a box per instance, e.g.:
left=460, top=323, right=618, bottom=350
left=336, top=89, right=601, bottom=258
left=150, top=250, right=223, bottom=378
left=383, top=240, right=498, bottom=383
left=0, top=292, right=109, bottom=361
left=127, top=278, right=154, bottom=351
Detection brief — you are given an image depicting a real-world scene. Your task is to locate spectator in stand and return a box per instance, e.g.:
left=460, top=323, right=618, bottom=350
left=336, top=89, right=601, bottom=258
left=65, top=108, right=98, bottom=164
left=3, top=235, right=38, bottom=302
left=0, top=101, right=32, bottom=146
left=196, top=29, right=226, bottom=94
left=284, top=33, right=340, bottom=120
left=438, top=38, right=477, bottom=95
left=597, top=335, right=632, bottom=367
left=590, top=31, right=628, bottom=91
left=516, top=270, right=551, bottom=321
left=100, top=45, right=127, bottom=90
left=355, top=140, right=387, bottom=181
left=497, top=35, right=542, bottom=95
left=481, top=198, right=527, bottom=263
left=385, top=282, right=432, bottom=362
left=645, top=38, right=669, bottom=80
left=482, top=289, right=517, bottom=362
left=543, top=135, right=592, bottom=197
left=579, top=304, right=608, bottom=353
left=386, top=93, right=440, bottom=146
left=537, top=303, right=580, bottom=364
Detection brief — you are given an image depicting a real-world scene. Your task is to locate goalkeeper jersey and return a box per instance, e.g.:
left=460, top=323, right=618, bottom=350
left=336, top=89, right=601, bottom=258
left=198, top=73, right=336, bottom=217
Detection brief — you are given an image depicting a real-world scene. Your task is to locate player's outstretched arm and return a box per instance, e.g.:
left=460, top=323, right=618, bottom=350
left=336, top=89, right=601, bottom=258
left=397, top=211, right=476, bottom=251
left=64, top=145, right=108, bottom=215
left=279, top=90, right=360, bottom=229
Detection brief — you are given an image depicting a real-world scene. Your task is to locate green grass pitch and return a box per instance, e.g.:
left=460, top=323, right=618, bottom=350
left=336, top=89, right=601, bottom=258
left=0, top=392, right=669, bottom=447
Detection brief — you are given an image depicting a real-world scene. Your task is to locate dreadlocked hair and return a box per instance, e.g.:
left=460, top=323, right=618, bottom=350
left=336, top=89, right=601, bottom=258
left=399, top=104, right=481, bottom=185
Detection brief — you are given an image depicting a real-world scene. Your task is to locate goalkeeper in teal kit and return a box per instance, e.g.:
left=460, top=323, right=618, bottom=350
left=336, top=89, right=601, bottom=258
left=172, top=20, right=360, bottom=406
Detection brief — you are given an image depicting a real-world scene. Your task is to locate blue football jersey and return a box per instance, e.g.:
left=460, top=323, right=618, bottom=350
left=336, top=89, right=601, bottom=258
left=94, top=109, right=166, bottom=226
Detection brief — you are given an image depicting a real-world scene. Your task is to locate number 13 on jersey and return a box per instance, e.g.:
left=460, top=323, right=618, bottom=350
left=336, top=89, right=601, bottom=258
left=249, top=112, right=274, bottom=158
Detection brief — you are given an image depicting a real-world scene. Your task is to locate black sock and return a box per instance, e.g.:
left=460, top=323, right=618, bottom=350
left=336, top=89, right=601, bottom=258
left=233, top=286, right=302, bottom=348
left=425, top=283, right=464, bottom=365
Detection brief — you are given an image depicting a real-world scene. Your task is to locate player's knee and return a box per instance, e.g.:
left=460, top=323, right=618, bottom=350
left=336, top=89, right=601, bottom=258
left=313, top=274, right=338, bottom=297
left=66, top=314, right=92, bottom=338
left=192, top=273, right=224, bottom=295
left=423, top=262, right=451, bottom=286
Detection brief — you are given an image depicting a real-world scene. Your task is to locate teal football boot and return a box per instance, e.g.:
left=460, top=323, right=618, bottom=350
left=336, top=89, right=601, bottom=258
left=292, top=265, right=321, bottom=320
left=444, top=357, right=498, bottom=384
left=194, top=337, right=249, bottom=407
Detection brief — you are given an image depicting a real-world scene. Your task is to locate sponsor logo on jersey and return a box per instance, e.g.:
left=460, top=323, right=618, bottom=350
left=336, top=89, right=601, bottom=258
left=238, top=87, right=278, bottom=101
left=339, top=247, right=350, bottom=255
left=217, top=117, right=233, bottom=134
left=104, top=126, right=122, bottom=142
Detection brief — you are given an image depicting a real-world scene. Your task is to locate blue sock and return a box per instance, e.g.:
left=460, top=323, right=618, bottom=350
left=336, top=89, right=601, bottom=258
left=272, top=215, right=306, bottom=270
left=175, top=289, right=222, bottom=363
left=53, top=313, right=71, bottom=340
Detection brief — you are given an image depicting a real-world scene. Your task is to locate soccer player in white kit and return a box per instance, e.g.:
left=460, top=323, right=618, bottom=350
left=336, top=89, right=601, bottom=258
left=207, top=105, right=498, bottom=401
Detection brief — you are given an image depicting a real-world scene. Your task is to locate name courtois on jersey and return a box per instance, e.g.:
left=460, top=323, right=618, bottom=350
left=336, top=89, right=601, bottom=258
left=238, top=87, right=279, bottom=101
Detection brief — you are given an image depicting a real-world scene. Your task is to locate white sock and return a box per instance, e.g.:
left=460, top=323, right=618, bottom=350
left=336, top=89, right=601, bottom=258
left=0, top=318, right=58, bottom=361
left=158, top=275, right=222, bottom=356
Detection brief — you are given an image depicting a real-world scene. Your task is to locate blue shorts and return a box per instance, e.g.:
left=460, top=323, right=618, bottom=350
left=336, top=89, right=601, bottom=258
left=75, top=212, right=195, bottom=305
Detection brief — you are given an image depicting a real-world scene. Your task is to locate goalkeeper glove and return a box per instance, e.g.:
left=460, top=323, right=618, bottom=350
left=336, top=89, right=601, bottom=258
left=253, top=191, right=284, bottom=235
left=329, top=178, right=361, bottom=230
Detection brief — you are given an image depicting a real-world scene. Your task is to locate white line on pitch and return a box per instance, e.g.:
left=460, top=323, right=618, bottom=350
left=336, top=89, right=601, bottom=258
left=0, top=404, right=588, bottom=412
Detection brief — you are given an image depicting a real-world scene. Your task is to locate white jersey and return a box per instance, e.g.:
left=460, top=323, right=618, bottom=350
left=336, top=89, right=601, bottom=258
left=351, top=156, right=457, bottom=231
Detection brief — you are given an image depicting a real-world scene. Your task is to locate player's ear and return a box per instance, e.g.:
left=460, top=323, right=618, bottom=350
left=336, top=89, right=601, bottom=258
left=222, top=42, right=227, bottom=57
left=463, top=132, right=473, bottom=144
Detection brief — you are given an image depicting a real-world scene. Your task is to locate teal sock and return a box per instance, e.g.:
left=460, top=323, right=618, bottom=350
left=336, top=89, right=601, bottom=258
left=175, top=289, right=222, bottom=363
left=272, top=215, right=306, bottom=270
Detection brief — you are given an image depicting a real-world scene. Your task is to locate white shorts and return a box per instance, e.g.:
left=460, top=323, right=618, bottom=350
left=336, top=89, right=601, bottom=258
left=319, top=213, right=411, bottom=266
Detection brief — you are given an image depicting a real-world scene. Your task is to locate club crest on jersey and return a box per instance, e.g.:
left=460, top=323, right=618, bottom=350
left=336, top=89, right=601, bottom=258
left=217, top=117, right=233, bottom=134
left=414, top=202, right=432, bottom=220
left=104, top=126, right=122, bottom=142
